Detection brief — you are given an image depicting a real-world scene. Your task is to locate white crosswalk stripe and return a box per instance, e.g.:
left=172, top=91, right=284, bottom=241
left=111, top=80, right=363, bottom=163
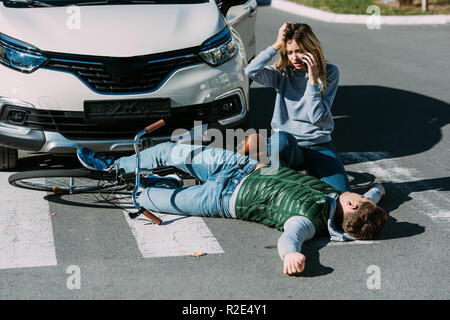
left=1, top=151, right=448, bottom=269
left=124, top=212, right=225, bottom=258
left=115, top=193, right=225, bottom=258
left=0, top=172, right=57, bottom=270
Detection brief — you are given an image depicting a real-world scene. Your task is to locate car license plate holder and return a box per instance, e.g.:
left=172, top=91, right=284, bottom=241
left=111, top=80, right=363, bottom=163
left=84, top=98, right=171, bottom=124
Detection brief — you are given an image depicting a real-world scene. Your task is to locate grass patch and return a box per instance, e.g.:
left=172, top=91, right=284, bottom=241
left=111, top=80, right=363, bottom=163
left=287, top=0, right=450, bottom=15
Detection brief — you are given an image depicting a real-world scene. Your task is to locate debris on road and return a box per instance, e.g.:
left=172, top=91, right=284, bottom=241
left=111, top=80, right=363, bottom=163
left=189, top=252, right=206, bottom=258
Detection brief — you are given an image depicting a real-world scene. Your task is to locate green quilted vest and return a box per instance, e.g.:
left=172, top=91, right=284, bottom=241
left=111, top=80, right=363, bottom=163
left=234, top=166, right=341, bottom=235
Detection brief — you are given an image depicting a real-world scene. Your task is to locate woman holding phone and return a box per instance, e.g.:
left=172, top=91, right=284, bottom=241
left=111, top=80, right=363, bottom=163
left=245, top=22, right=351, bottom=192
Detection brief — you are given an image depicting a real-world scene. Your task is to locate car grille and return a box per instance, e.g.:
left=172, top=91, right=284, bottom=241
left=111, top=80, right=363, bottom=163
left=1, top=97, right=242, bottom=140
left=20, top=107, right=210, bottom=140
left=42, top=48, right=202, bottom=94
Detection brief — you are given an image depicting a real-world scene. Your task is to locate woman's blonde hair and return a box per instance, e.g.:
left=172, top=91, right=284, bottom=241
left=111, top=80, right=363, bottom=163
left=275, top=23, right=328, bottom=93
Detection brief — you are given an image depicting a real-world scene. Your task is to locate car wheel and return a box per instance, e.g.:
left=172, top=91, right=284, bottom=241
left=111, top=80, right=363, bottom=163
left=0, top=146, right=18, bottom=170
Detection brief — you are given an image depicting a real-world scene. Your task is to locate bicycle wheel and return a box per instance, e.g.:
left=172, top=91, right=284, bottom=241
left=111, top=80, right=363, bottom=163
left=8, top=169, right=124, bottom=194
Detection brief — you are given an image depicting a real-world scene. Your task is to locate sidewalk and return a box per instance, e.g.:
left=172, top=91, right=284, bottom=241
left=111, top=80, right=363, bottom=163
left=271, top=0, right=450, bottom=25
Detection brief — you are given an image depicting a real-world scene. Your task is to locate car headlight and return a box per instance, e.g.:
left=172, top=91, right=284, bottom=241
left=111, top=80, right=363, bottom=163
left=0, top=33, right=47, bottom=73
left=199, top=27, right=236, bottom=67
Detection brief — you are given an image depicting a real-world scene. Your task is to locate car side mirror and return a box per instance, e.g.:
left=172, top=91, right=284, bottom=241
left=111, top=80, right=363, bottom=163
left=217, top=0, right=248, bottom=17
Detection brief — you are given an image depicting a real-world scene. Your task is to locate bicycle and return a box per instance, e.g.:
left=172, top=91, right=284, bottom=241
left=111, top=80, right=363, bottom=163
left=8, top=120, right=200, bottom=225
left=8, top=119, right=264, bottom=225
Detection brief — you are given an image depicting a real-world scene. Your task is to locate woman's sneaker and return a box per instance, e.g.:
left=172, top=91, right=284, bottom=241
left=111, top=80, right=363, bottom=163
left=77, top=146, right=116, bottom=171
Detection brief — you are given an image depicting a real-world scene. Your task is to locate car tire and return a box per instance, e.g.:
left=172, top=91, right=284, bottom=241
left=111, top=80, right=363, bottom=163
left=0, top=146, right=18, bottom=170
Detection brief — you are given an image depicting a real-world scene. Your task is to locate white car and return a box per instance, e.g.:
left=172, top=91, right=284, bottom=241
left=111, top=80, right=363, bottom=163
left=0, top=0, right=257, bottom=169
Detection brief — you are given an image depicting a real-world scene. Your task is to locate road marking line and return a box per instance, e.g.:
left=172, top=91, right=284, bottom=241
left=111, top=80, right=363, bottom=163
left=0, top=173, right=57, bottom=270
left=124, top=212, right=225, bottom=258
left=327, top=240, right=377, bottom=246
left=341, top=152, right=450, bottom=228
left=116, top=196, right=224, bottom=258
left=305, top=238, right=379, bottom=248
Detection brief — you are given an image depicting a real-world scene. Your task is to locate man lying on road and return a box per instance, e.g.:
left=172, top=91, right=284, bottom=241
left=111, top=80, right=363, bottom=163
left=77, top=141, right=387, bottom=275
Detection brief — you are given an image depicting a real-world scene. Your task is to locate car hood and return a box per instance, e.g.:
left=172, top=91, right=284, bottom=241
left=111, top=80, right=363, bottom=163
left=0, top=2, right=225, bottom=56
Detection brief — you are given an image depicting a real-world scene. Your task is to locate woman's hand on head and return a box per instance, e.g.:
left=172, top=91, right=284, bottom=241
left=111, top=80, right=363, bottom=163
left=272, top=22, right=290, bottom=51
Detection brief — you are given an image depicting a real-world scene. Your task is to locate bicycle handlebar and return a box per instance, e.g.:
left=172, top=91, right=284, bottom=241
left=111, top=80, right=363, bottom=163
left=141, top=209, right=162, bottom=225
left=145, top=119, right=166, bottom=134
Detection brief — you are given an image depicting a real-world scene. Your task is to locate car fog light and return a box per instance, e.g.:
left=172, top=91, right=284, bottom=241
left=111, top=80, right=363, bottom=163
left=221, top=102, right=234, bottom=112
left=9, top=110, right=27, bottom=123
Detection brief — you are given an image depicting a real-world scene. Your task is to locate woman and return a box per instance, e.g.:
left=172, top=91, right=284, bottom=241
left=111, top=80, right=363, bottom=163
left=245, top=22, right=351, bottom=192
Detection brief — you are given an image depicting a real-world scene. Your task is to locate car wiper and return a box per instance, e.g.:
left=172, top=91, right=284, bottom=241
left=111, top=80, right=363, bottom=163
left=5, top=0, right=55, bottom=7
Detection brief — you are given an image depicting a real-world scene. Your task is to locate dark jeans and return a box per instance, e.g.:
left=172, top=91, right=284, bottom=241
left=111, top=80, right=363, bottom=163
left=268, top=131, right=351, bottom=192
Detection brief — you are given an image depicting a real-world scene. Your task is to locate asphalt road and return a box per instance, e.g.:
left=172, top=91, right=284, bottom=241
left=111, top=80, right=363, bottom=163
left=1, top=5, right=449, bottom=302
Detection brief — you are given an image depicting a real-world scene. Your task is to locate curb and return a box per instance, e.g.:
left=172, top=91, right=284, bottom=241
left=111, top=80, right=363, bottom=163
left=271, top=0, right=450, bottom=25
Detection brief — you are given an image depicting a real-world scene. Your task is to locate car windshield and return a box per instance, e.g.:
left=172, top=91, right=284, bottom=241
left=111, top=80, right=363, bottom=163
left=1, top=0, right=209, bottom=8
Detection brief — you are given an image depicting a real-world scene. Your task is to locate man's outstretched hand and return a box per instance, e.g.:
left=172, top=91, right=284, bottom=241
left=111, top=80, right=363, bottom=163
left=283, top=252, right=306, bottom=275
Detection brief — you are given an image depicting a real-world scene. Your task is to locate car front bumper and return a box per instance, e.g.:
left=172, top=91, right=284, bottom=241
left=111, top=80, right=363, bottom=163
left=0, top=48, right=249, bottom=153
left=0, top=88, right=248, bottom=153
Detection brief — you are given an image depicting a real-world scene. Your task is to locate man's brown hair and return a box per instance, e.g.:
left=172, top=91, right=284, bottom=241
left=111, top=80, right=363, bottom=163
left=342, top=202, right=388, bottom=240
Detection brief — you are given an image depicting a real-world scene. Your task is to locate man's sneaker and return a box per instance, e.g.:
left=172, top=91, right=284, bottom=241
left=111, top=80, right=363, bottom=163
left=77, top=146, right=116, bottom=171
left=140, top=174, right=183, bottom=189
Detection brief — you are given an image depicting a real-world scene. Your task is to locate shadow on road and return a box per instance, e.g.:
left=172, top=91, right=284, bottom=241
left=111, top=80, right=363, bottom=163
left=14, top=85, right=449, bottom=172
left=346, top=170, right=449, bottom=207
left=337, top=169, right=436, bottom=242
left=12, top=150, right=135, bottom=173
left=248, top=85, right=450, bottom=163
left=44, top=191, right=134, bottom=210
left=246, top=83, right=449, bottom=277
left=247, top=85, right=444, bottom=276
left=9, top=153, right=82, bottom=173
left=300, top=240, right=334, bottom=278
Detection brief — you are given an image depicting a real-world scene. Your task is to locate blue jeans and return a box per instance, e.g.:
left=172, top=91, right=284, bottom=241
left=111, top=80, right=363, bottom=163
left=268, top=131, right=351, bottom=192
left=116, top=142, right=258, bottom=218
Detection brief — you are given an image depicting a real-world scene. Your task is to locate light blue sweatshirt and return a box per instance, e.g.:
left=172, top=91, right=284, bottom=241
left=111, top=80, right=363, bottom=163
left=245, top=46, right=340, bottom=147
